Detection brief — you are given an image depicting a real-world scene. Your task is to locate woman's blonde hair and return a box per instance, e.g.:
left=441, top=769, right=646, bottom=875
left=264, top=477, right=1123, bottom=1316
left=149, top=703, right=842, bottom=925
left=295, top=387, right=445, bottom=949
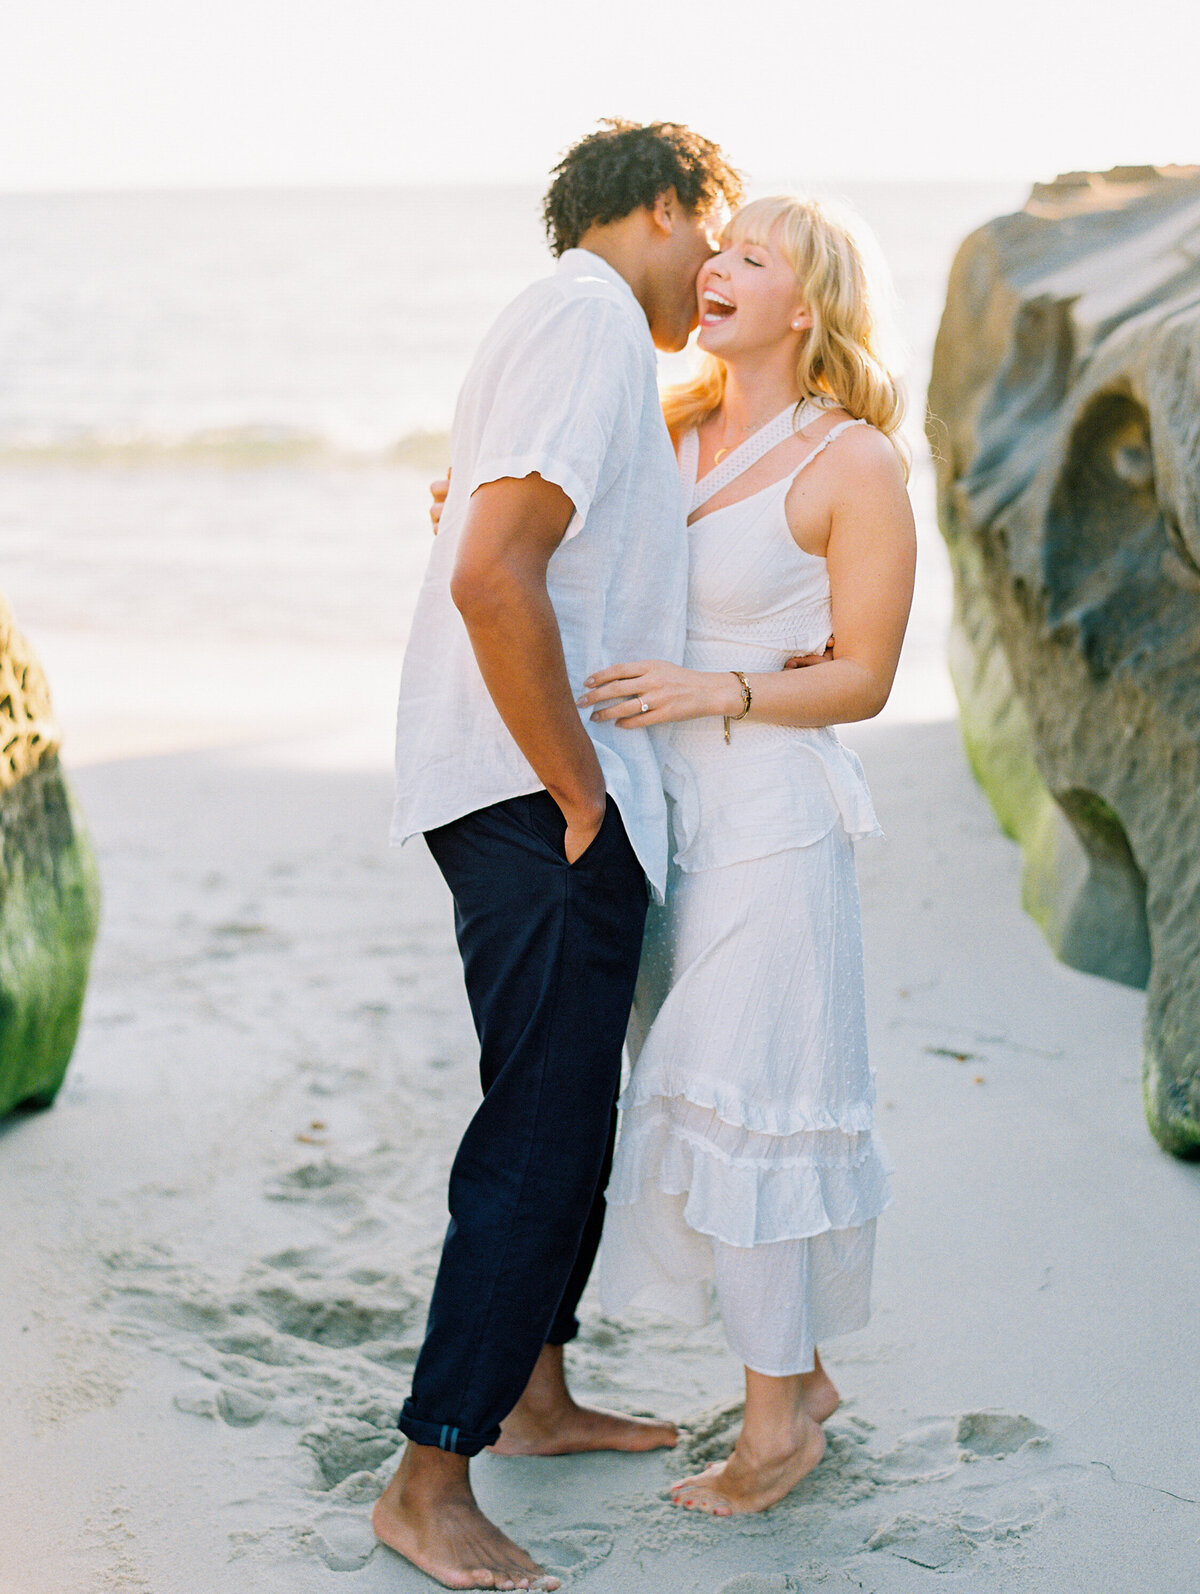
left=661, top=194, right=908, bottom=475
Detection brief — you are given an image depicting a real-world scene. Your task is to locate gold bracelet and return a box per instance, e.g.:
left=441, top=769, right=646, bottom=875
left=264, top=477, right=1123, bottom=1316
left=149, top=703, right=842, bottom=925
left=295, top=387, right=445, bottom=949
left=723, top=670, right=752, bottom=745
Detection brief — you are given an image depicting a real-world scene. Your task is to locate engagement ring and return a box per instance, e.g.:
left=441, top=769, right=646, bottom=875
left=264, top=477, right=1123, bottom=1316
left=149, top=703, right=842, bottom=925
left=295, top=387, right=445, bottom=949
left=639, top=699, right=650, bottom=714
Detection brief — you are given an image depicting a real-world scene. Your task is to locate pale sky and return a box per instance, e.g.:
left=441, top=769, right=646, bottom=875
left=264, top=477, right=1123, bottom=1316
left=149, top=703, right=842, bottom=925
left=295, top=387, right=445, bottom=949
left=1, top=0, right=1197, bottom=190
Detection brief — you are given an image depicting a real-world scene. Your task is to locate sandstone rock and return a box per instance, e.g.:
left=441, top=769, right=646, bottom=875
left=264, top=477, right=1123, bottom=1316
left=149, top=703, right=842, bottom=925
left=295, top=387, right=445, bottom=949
left=927, top=166, right=1200, bottom=1157
left=0, top=595, right=100, bottom=1116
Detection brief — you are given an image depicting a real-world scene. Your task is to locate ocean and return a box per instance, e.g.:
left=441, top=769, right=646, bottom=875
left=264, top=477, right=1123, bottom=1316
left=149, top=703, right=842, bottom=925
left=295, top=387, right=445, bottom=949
left=0, top=180, right=1026, bottom=721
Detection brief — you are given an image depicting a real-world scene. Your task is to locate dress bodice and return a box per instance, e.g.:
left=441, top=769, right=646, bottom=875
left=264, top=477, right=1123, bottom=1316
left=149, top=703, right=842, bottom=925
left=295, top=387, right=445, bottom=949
left=685, top=471, right=836, bottom=666
left=664, top=419, right=881, bottom=872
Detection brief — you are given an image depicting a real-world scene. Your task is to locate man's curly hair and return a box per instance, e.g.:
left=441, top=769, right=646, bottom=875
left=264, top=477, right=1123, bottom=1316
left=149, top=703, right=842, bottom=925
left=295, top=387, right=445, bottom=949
left=543, top=120, right=743, bottom=258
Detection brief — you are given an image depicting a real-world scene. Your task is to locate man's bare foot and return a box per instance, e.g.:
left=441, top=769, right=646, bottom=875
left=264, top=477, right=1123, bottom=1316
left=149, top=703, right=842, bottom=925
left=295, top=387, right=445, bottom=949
left=493, top=1398, right=678, bottom=1456
left=669, top=1411, right=826, bottom=1516
left=491, top=1343, right=677, bottom=1456
left=372, top=1442, right=560, bottom=1590
left=800, top=1349, right=840, bottom=1424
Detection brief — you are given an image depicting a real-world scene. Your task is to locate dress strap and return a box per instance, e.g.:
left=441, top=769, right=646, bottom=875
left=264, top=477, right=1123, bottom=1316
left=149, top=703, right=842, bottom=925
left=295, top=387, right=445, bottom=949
left=679, top=426, right=700, bottom=500
left=783, top=417, right=867, bottom=485
left=689, top=400, right=823, bottom=515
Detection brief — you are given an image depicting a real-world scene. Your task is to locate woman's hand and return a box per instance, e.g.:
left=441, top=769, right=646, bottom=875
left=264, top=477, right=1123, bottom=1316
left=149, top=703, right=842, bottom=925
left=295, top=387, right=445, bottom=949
left=784, top=637, right=834, bottom=668
left=577, top=661, right=743, bottom=728
left=429, top=469, right=450, bottom=533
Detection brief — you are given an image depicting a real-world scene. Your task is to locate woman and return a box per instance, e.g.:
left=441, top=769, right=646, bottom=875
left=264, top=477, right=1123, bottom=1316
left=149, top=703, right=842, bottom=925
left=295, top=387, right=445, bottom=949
left=576, top=195, right=916, bottom=1516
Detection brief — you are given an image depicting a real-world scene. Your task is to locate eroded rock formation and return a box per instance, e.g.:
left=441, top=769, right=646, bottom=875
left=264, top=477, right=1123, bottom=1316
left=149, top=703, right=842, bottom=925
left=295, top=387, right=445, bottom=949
left=928, top=166, right=1200, bottom=1157
left=0, top=595, right=100, bottom=1115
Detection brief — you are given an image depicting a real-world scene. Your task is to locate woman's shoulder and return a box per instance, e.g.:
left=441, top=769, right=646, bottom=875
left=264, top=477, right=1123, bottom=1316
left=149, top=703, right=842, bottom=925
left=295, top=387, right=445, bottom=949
left=823, top=417, right=907, bottom=485
left=784, top=407, right=897, bottom=480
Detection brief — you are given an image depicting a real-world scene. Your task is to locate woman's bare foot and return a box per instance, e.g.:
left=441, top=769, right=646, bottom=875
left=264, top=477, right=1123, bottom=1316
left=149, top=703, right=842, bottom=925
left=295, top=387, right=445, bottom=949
left=372, top=1442, right=560, bottom=1590
left=800, top=1349, right=840, bottom=1424
left=670, top=1363, right=832, bottom=1516
left=492, top=1343, right=677, bottom=1456
left=670, top=1412, right=826, bottom=1516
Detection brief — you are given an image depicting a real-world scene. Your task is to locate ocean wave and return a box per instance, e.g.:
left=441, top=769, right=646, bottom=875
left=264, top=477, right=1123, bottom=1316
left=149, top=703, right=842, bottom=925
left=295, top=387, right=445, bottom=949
left=0, top=425, right=451, bottom=470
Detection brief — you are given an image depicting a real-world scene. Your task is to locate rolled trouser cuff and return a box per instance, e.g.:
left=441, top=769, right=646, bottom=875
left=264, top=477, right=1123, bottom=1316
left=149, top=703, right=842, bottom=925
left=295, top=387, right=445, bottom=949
left=397, top=1401, right=497, bottom=1457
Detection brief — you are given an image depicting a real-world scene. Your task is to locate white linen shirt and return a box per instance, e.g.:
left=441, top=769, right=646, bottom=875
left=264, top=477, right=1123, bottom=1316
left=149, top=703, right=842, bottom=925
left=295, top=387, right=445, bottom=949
left=391, top=249, right=688, bottom=900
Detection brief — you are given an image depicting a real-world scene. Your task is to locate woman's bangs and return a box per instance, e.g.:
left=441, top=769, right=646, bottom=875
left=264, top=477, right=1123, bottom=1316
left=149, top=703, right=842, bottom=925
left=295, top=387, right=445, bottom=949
left=725, top=197, right=792, bottom=253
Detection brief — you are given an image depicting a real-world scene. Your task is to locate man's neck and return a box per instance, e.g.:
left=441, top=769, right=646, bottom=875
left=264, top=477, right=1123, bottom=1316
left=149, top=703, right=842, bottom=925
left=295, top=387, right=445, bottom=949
left=574, top=226, right=652, bottom=323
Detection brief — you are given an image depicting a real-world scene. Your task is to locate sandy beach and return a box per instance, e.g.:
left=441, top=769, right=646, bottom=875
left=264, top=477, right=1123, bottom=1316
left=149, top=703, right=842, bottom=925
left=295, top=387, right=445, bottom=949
left=2, top=601, right=1198, bottom=1594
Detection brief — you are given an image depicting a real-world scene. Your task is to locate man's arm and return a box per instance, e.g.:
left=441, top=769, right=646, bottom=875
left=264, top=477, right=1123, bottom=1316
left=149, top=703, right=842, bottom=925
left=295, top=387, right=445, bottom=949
left=450, top=473, right=606, bottom=863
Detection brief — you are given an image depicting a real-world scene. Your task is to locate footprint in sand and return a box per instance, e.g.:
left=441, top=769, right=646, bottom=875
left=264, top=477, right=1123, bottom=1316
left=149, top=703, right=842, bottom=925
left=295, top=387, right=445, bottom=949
left=523, top=1525, right=614, bottom=1582
left=712, top=1579, right=793, bottom=1593
left=216, top=1385, right=271, bottom=1426
left=955, top=1409, right=1048, bottom=1459
left=867, top=1495, right=1049, bottom=1573
left=301, top=1408, right=404, bottom=1488
left=866, top=1511, right=979, bottom=1571
left=265, top=1157, right=363, bottom=1209
left=671, top=1400, right=1053, bottom=1588
left=675, top=1400, right=746, bottom=1471
left=306, top=1508, right=379, bottom=1572
left=866, top=1409, right=1048, bottom=1488
left=861, top=1412, right=1050, bottom=1575
left=103, top=1239, right=422, bottom=1479
left=251, top=1276, right=418, bottom=1357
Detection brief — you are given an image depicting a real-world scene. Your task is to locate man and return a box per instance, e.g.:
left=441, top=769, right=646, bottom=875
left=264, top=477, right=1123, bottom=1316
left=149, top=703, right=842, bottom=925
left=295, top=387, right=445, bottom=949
left=374, top=120, right=742, bottom=1590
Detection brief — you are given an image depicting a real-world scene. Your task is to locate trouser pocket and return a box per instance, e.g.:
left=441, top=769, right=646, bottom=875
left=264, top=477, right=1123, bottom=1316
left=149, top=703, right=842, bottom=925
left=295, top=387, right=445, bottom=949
left=522, top=789, right=611, bottom=868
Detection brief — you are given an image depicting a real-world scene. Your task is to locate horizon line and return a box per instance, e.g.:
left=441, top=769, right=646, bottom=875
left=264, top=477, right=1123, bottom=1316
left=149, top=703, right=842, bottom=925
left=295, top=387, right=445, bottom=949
left=0, top=173, right=1038, bottom=201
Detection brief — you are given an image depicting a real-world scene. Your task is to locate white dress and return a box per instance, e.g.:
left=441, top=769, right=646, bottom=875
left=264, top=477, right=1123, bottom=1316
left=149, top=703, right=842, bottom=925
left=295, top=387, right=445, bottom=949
left=598, top=410, right=892, bottom=1377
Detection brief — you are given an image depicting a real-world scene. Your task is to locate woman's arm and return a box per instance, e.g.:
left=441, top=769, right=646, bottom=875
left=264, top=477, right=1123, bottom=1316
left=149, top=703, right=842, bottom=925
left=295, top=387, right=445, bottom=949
left=747, top=432, right=915, bottom=724
left=580, top=435, right=914, bottom=730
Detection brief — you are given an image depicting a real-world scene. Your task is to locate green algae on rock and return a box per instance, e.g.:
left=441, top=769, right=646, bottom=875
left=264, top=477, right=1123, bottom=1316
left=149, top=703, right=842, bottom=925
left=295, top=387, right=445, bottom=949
left=0, top=595, right=100, bottom=1116
left=927, top=165, right=1200, bottom=1159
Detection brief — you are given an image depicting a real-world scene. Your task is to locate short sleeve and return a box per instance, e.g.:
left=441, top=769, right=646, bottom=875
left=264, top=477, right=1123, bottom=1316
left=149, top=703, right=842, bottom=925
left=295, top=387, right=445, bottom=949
left=468, top=293, right=641, bottom=540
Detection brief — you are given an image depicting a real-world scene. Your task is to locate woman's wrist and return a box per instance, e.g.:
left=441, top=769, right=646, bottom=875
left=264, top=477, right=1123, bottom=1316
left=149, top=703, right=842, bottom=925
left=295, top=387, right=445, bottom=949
left=710, top=671, right=750, bottom=718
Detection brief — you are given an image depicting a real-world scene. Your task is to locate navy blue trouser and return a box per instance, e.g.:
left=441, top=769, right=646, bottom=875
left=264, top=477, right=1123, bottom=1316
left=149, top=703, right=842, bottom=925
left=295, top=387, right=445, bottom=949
left=398, top=791, right=648, bottom=1456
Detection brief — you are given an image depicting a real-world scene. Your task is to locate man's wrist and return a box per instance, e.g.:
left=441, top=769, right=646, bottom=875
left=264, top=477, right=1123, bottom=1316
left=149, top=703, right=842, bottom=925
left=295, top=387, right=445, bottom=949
left=550, top=773, right=606, bottom=832
left=559, top=795, right=606, bottom=830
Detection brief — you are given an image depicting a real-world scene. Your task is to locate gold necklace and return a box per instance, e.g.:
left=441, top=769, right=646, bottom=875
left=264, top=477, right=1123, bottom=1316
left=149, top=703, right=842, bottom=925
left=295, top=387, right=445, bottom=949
left=711, top=408, right=785, bottom=466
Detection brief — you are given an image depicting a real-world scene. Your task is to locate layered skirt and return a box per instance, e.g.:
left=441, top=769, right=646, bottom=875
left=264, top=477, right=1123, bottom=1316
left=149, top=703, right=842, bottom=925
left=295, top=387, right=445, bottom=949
left=598, top=825, right=890, bottom=1376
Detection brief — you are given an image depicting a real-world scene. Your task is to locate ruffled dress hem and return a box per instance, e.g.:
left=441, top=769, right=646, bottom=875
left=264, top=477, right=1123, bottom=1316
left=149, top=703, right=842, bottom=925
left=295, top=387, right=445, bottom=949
left=606, top=1096, right=893, bottom=1251
left=618, top=1080, right=880, bottom=1141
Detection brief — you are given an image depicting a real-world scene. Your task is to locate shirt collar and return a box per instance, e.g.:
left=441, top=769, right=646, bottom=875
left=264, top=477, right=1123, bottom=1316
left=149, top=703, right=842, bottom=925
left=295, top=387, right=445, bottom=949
left=556, top=248, right=647, bottom=326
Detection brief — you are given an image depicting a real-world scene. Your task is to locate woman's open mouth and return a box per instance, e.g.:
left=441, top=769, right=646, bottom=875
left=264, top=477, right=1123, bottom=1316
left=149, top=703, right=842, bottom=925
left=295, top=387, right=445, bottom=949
left=700, top=290, right=735, bottom=327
